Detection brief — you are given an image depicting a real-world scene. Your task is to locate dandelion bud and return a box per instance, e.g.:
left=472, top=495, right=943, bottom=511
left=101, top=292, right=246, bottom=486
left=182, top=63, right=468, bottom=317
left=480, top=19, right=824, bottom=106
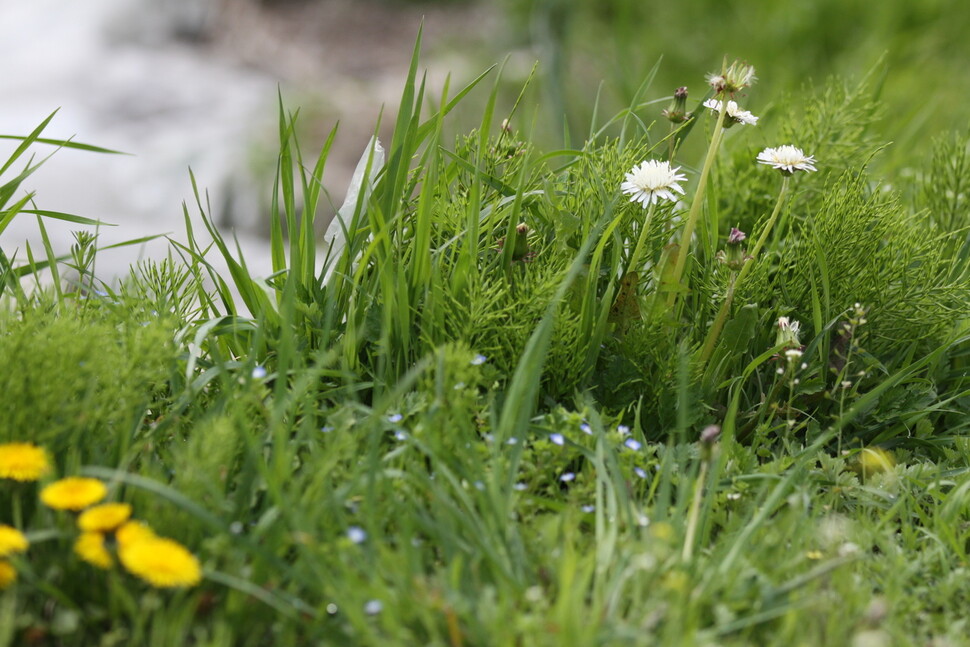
left=700, top=424, right=721, bottom=461
left=700, top=424, right=721, bottom=445
left=663, top=86, right=690, bottom=124
left=720, top=227, right=748, bottom=270
left=512, top=223, right=531, bottom=261
left=775, top=316, right=802, bottom=349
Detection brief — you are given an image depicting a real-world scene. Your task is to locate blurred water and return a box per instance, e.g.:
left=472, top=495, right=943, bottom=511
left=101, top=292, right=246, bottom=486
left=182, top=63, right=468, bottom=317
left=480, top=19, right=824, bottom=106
left=0, top=0, right=278, bottom=283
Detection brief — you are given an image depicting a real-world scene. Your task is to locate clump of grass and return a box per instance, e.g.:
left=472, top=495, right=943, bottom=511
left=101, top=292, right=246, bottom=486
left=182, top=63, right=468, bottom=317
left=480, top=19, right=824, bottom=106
left=0, top=305, right=175, bottom=466
left=3, top=41, right=970, bottom=646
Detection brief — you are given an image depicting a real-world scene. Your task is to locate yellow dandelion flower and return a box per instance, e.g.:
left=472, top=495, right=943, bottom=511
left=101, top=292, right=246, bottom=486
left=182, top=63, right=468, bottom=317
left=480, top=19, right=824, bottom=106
left=858, top=447, right=895, bottom=478
left=74, top=532, right=113, bottom=569
left=0, top=442, right=51, bottom=481
left=115, top=520, right=155, bottom=547
left=77, top=503, right=132, bottom=533
left=119, top=537, right=201, bottom=588
left=40, top=477, right=107, bottom=511
left=0, top=561, right=15, bottom=589
left=0, top=525, right=28, bottom=557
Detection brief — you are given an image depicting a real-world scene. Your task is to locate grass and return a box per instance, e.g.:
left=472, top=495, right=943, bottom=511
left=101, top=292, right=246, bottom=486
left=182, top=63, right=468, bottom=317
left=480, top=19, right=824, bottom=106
left=2, top=33, right=970, bottom=646
left=498, top=0, right=970, bottom=170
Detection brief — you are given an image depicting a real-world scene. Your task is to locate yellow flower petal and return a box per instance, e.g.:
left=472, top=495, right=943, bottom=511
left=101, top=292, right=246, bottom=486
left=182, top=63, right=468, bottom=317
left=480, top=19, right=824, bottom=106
left=74, top=532, right=113, bottom=569
left=40, top=477, right=107, bottom=511
left=119, top=537, right=201, bottom=588
left=858, top=447, right=895, bottom=476
left=116, top=520, right=155, bottom=547
left=0, top=525, right=28, bottom=558
left=0, top=443, right=51, bottom=482
left=0, top=561, right=15, bottom=589
left=77, top=503, right=132, bottom=533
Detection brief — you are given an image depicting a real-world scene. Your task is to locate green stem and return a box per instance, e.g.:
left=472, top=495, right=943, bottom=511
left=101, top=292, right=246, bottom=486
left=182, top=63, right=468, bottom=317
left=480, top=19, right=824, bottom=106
left=626, top=202, right=657, bottom=278
left=682, top=458, right=709, bottom=562
left=665, top=99, right=729, bottom=308
left=697, top=176, right=791, bottom=367
left=697, top=271, right=738, bottom=365
left=12, top=492, right=22, bottom=529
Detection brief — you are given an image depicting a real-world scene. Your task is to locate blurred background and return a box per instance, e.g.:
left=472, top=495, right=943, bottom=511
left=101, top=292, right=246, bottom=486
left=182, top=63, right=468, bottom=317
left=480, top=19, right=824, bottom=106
left=1, top=0, right=968, bottom=279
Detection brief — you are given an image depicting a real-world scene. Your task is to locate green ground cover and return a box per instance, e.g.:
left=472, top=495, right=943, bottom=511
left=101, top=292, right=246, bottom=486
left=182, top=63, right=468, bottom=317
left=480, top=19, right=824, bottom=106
left=2, top=26, right=970, bottom=647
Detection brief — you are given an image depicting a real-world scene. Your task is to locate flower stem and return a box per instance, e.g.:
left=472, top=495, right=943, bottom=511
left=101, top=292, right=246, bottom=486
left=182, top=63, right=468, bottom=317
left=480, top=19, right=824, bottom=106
left=697, top=271, right=738, bottom=365
left=626, top=202, right=657, bottom=278
left=664, top=99, right=728, bottom=309
left=682, top=458, right=709, bottom=562
left=12, top=491, right=22, bottom=529
left=698, top=176, right=791, bottom=367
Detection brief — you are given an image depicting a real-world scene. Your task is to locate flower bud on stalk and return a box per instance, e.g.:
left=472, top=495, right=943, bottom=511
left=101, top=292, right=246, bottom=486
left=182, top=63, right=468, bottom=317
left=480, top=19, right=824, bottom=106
left=663, top=86, right=690, bottom=124
left=512, top=223, right=531, bottom=261
left=776, top=316, right=802, bottom=349
left=718, top=227, right=747, bottom=271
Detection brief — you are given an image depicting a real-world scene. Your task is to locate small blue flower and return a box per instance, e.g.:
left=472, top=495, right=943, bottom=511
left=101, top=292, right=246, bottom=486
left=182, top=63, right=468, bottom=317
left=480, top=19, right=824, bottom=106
left=549, top=433, right=565, bottom=446
left=471, top=354, right=487, bottom=366
left=617, top=425, right=631, bottom=437
left=506, top=437, right=519, bottom=445
left=634, top=467, right=648, bottom=479
left=347, top=526, right=367, bottom=544
left=251, top=366, right=268, bottom=379
left=387, top=413, right=403, bottom=424
left=580, top=423, right=593, bottom=435
left=321, top=426, right=335, bottom=434
left=560, top=472, right=576, bottom=482
left=364, top=600, right=383, bottom=615
left=623, top=438, right=643, bottom=452
left=394, top=431, right=408, bottom=441
left=513, top=482, right=528, bottom=491
left=581, top=505, right=595, bottom=513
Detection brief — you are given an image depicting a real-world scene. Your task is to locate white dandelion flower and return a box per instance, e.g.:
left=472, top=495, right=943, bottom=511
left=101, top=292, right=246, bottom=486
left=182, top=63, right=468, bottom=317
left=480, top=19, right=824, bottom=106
left=756, top=145, right=817, bottom=174
left=621, top=160, right=688, bottom=207
left=702, top=99, right=759, bottom=126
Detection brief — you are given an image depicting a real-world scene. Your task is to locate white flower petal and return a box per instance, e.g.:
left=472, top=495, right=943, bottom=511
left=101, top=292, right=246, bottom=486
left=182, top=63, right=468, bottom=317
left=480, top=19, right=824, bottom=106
left=703, top=99, right=759, bottom=126
left=620, top=160, right=688, bottom=208
left=757, top=145, right=817, bottom=174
